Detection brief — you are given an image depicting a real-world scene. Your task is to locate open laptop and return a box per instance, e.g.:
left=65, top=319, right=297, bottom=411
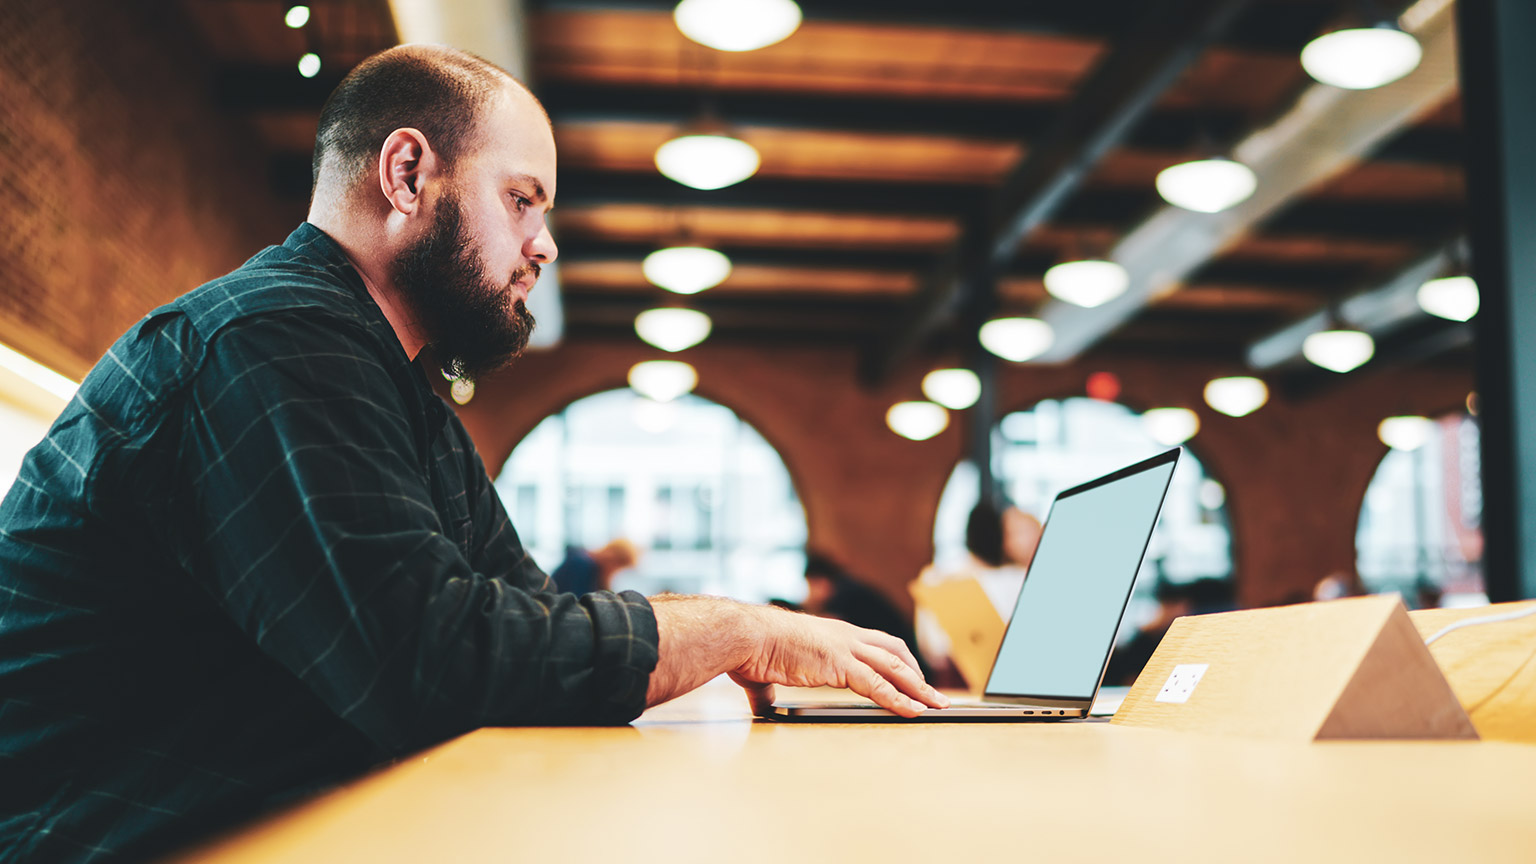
left=771, top=447, right=1181, bottom=721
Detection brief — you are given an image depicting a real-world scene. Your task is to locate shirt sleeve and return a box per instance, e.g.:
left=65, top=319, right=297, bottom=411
left=170, top=309, right=658, bottom=753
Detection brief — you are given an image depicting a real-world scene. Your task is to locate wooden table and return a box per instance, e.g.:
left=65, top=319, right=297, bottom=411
left=171, top=679, right=1536, bottom=863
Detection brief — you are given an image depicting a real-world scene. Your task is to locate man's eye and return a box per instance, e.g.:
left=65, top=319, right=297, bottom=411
left=510, top=194, right=532, bottom=211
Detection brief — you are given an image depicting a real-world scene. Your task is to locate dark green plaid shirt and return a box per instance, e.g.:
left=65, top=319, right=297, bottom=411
left=0, top=224, right=659, bottom=863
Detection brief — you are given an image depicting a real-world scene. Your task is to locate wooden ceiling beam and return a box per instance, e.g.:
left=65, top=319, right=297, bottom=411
left=531, top=0, right=1343, bottom=54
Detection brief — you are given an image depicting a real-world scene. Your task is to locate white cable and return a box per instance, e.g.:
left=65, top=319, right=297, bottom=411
left=1423, top=604, right=1536, bottom=646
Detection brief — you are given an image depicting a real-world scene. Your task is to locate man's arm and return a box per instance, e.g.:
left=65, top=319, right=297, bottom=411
left=174, top=310, right=656, bottom=751
left=646, top=595, right=949, bottom=717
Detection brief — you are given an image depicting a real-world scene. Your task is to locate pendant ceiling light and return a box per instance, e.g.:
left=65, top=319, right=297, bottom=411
left=635, top=308, right=713, bottom=353
left=1043, top=259, right=1129, bottom=308
left=1142, top=407, right=1200, bottom=446
left=642, top=246, right=732, bottom=294
left=1155, top=158, right=1258, bottom=214
left=979, top=317, right=1054, bottom=363
left=673, top=0, right=802, bottom=52
left=1302, top=329, right=1375, bottom=373
left=1301, top=24, right=1422, bottom=90
left=655, top=134, right=760, bottom=190
left=628, top=360, right=698, bottom=403
left=1416, top=275, right=1479, bottom=322
left=921, top=369, right=981, bottom=410
left=1378, top=415, right=1433, bottom=451
left=886, top=401, right=949, bottom=442
left=1202, top=376, right=1269, bottom=418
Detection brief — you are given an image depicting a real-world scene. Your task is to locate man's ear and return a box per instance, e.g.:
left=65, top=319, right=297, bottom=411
left=377, top=128, right=437, bottom=216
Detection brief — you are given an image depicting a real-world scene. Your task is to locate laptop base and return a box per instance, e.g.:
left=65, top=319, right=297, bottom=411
left=769, top=703, right=1085, bottom=722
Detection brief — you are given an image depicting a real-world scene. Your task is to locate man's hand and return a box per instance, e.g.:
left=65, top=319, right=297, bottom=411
left=645, top=595, right=949, bottom=717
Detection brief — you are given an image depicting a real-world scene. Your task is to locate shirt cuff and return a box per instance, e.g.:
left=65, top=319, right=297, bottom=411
left=580, top=589, right=659, bottom=724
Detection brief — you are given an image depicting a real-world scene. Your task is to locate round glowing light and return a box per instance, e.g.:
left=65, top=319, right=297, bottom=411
left=632, top=398, right=678, bottom=434
left=284, top=5, right=311, bottom=28
left=1043, top=259, right=1129, bottom=308
left=886, top=401, right=950, bottom=442
left=1086, top=371, right=1122, bottom=402
left=1302, top=329, right=1375, bottom=373
left=634, top=308, right=712, bottom=353
left=921, top=368, right=981, bottom=410
left=1142, top=407, right=1200, bottom=446
left=1203, top=376, right=1269, bottom=418
left=1417, top=275, right=1479, bottom=322
left=979, top=317, right=1054, bottom=363
left=627, top=360, right=698, bottom=403
left=674, top=0, right=802, bottom=52
left=655, top=135, right=760, bottom=190
left=449, top=378, right=475, bottom=405
left=297, top=53, right=322, bottom=79
left=1378, top=415, right=1434, bottom=451
left=1301, top=26, right=1423, bottom=90
left=1155, top=158, right=1258, bottom=214
left=642, top=247, right=732, bottom=295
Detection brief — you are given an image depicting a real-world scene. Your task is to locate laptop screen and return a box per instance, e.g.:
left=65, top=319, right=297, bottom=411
left=982, top=450, right=1179, bottom=701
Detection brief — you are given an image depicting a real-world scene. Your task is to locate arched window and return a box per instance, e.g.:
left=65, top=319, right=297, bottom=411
left=934, top=397, right=1233, bottom=639
left=494, top=389, right=807, bottom=603
left=1356, top=412, right=1484, bottom=606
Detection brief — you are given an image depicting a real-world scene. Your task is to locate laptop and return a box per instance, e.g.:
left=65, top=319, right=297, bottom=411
left=771, top=447, right=1181, bottom=721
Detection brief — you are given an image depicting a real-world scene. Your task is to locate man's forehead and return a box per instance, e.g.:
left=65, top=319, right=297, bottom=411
left=475, top=89, right=557, bottom=195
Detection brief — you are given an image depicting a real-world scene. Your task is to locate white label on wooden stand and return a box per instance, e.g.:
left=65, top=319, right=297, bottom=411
left=1156, top=664, right=1208, bottom=703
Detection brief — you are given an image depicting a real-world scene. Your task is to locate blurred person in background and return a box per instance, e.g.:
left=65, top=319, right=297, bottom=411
left=551, top=537, right=640, bottom=595
left=793, top=552, right=929, bottom=678
left=913, top=497, right=1043, bottom=685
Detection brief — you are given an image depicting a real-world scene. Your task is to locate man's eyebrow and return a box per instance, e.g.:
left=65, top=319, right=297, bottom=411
left=509, top=173, right=549, bottom=205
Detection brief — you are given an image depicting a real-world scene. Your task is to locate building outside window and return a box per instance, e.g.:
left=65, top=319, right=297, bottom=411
left=496, top=389, right=807, bottom=603
left=1356, top=412, right=1485, bottom=607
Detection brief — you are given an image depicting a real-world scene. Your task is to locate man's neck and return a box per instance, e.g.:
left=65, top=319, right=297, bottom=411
left=306, top=214, right=427, bottom=361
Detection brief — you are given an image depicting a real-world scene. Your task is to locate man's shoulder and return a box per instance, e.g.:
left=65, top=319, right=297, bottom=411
left=169, top=243, right=374, bottom=339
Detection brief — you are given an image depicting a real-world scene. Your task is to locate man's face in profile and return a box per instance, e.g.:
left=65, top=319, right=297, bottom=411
left=391, top=88, right=558, bottom=382
left=391, top=187, right=537, bottom=381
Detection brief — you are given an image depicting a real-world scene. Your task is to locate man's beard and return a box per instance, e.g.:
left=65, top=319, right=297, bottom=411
left=391, top=189, right=537, bottom=382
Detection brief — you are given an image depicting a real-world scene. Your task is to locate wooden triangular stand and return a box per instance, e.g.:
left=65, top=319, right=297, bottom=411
left=1112, top=595, right=1477, bottom=741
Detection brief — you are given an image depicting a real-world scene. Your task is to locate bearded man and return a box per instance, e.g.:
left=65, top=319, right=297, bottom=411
left=0, top=45, right=945, bottom=863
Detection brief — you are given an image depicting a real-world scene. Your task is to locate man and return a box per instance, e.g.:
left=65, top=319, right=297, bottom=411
left=0, top=45, right=945, bottom=863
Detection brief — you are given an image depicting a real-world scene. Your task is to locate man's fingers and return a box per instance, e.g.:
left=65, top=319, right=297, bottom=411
left=728, top=671, right=776, bottom=717
left=853, top=643, right=949, bottom=709
left=860, top=629, right=926, bottom=680
left=846, top=663, right=928, bottom=717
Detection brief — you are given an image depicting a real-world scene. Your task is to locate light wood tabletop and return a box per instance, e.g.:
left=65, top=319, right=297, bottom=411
left=169, top=679, right=1536, bottom=864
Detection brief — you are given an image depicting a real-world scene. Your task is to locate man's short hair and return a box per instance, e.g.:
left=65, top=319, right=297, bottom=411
left=311, top=45, right=517, bottom=193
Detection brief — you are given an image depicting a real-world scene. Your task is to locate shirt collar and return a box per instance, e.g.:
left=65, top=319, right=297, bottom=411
left=280, top=222, right=451, bottom=433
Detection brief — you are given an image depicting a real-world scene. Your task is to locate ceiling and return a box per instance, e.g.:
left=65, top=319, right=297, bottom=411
left=184, top=0, right=1469, bottom=391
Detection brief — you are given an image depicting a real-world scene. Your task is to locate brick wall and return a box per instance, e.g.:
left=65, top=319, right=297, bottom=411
left=453, top=339, right=1474, bottom=611
left=0, top=0, right=294, bottom=379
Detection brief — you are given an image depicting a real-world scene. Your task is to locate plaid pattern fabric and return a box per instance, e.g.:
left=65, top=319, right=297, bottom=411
left=0, top=224, right=659, bottom=863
